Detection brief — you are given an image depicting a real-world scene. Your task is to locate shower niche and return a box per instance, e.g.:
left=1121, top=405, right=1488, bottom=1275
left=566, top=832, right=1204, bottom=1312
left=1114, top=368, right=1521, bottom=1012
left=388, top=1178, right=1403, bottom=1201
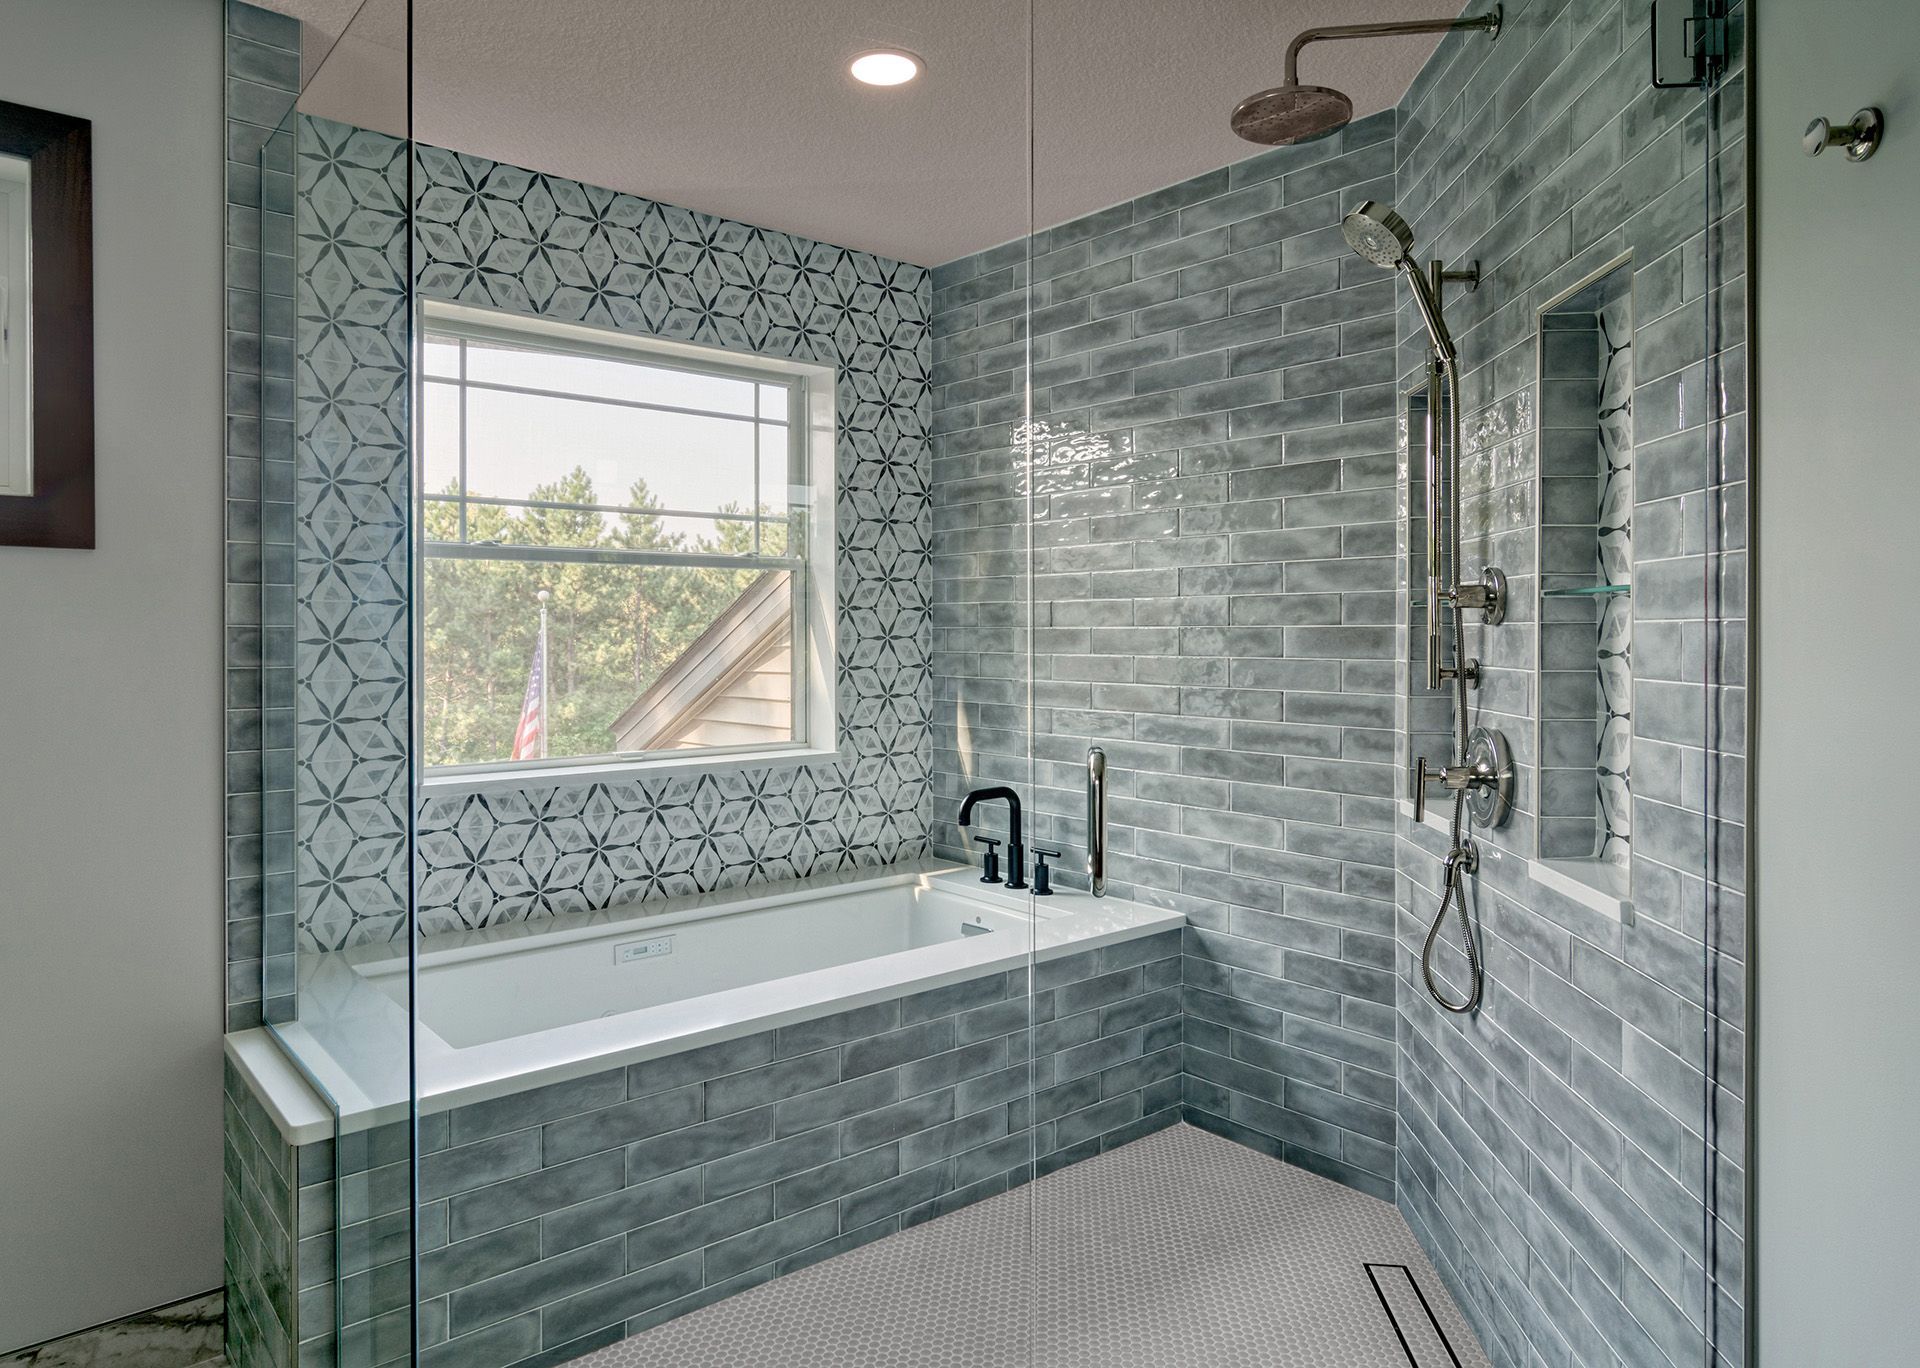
left=1534, top=261, right=1634, bottom=902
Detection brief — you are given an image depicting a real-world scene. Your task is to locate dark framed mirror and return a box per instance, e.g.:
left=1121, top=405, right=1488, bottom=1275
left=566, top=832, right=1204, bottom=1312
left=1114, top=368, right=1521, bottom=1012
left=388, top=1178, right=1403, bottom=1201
left=0, top=97, right=92, bottom=548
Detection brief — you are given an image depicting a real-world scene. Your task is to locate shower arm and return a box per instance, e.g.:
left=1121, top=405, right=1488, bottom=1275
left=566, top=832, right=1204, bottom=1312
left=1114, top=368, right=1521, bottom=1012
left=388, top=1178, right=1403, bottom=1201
left=1282, top=8, right=1502, bottom=87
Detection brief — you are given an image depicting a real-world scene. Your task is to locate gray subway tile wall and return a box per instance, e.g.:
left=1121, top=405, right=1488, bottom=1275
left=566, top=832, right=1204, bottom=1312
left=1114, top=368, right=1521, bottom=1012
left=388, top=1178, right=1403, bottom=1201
left=224, top=1060, right=300, bottom=1368
left=253, top=939, right=1179, bottom=1368
left=1391, top=2, right=1746, bottom=1367
left=929, top=111, right=1410, bottom=1202
left=224, top=0, right=300, bottom=1031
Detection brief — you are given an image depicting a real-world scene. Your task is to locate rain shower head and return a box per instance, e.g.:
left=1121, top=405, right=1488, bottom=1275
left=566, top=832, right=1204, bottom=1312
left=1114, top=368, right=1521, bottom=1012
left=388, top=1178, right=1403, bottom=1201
left=1230, top=83, right=1354, bottom=146
left=1341, top=202, right=1415, bottom=268
left=1233, top=9, right=1501, bottom=147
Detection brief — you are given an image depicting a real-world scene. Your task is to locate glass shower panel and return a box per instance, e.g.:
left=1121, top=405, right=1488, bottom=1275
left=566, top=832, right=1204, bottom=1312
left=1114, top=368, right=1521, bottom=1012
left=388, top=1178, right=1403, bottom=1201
left=1696, top=8, right=1748, bottom=1361
left=1019, top=3, right=1748, bottom=1368
left=253, top=1, right=418, bottom=1366
left=406, top=2, right=1037, bottom=1362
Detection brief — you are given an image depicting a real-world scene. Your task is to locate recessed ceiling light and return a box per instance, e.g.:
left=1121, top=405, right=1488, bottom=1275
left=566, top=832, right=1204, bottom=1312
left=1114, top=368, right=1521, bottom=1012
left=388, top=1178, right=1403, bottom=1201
left=849, top=49, right=923, bottom=87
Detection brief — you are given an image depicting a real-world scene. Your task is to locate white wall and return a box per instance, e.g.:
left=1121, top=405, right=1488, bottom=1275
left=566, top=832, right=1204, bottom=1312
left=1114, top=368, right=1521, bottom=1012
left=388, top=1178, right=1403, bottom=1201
left=0, top=0, right=225, bottom=1350
left=1755, top=4, right=1920, bottom=1364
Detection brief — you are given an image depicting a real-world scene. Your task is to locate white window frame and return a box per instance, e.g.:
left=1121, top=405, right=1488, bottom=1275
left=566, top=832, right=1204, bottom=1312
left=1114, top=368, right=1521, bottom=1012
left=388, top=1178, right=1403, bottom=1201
left=414, top=299, right=839, bottom=795
left=0, top=152, right=31, bottom=500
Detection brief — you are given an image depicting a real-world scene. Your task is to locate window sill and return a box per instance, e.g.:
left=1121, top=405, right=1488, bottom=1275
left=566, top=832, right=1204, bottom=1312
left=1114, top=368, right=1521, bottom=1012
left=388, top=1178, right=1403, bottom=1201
left=421, top=743, right=841, bottom=797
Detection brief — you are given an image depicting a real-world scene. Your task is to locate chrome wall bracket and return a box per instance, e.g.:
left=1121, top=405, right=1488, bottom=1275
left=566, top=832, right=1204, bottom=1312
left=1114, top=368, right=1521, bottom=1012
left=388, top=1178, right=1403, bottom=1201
left=1451, top=567, right=1508, bottom=625
left=1429, top=259, right=1481, bottom=307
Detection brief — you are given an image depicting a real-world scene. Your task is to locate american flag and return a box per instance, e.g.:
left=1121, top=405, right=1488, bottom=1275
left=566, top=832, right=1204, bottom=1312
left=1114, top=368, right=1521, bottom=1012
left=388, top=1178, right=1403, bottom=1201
left=509, top=629, right=546, bottom=761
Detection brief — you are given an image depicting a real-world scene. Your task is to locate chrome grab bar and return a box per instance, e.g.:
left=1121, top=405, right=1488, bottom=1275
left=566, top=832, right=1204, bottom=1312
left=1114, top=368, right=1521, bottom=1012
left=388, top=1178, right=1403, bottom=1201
left=1086, top=747, right=1107, bottom=897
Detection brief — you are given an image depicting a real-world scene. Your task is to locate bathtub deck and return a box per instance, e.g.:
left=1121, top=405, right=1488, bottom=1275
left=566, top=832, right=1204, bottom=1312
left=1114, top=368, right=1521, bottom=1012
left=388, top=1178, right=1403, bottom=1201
left=576, top=1123, right=1489, bottom=1368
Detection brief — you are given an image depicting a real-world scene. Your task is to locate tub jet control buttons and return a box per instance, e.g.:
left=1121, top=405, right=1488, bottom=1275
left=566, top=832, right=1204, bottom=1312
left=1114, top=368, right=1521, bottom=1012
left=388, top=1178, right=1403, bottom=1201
left=615, top=935, right=675, bottom=964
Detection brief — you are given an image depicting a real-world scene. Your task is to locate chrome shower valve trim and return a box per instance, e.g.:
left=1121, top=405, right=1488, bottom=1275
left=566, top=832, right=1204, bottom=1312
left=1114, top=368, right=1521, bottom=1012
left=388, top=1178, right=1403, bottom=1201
left=1410, top=728, right=1514, bottom=830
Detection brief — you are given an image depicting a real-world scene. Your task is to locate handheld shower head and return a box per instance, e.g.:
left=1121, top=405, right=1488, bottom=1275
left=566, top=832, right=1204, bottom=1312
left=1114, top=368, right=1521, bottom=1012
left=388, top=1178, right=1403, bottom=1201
left=1342, top=201, right=1456, bottom=365
left=1341, top=202, right=1415, bottom=267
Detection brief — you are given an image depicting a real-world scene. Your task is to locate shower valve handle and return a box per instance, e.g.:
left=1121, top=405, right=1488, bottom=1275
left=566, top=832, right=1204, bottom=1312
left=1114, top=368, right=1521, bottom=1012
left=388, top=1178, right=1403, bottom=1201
left=1410, top=755, right=1490, bottom=824
left=1448, top=567, right=1509, bottom=625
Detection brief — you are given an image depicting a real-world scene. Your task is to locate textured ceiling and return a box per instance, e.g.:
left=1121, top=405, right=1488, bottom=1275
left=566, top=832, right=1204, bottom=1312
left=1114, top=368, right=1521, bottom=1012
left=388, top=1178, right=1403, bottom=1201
left=265, top=0, right=1451, bottom=266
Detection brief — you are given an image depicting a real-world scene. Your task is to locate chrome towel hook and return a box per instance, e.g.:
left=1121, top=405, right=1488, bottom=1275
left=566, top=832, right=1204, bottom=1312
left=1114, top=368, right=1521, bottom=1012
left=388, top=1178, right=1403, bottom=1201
left=1804, top=107, right=1884, bottom=162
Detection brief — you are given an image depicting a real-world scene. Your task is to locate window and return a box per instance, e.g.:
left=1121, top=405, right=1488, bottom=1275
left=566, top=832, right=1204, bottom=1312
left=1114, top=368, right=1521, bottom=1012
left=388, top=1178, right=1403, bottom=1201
left=417, top=301, right=836, bottom=786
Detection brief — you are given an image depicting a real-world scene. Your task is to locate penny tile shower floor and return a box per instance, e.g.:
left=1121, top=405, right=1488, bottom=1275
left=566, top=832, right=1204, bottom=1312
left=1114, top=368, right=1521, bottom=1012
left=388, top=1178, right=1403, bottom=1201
left=579, top=1123, right=1489, bottom=1368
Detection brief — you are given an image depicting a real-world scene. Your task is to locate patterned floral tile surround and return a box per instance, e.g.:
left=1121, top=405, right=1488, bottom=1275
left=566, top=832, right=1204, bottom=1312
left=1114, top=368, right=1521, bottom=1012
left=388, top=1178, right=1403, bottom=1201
left=290, top=120, right=934, bottom=952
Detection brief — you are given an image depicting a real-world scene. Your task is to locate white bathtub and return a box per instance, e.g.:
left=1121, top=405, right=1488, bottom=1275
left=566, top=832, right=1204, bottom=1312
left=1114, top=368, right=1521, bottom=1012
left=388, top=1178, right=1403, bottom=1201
left=266, top=862, right=1183, bottom=1130
left=361, top=871, right=1031, bottom=1047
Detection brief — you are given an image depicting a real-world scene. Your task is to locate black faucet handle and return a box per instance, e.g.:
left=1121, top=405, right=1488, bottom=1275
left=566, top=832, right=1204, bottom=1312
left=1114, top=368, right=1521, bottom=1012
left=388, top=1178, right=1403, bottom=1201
left=973, top=835, right=1002, bottom=885
left=1031, top=847, right=1062, bottom=896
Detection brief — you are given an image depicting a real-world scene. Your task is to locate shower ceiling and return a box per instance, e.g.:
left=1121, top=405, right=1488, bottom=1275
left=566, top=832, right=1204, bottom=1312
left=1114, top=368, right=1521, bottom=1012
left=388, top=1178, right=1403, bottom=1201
left=259, top=0, right=1447, bottom=266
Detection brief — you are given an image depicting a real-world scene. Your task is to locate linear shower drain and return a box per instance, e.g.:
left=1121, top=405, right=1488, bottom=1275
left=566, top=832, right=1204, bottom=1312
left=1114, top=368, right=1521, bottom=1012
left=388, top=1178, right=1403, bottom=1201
left=1364, top=1263, right=1466, bottom=1368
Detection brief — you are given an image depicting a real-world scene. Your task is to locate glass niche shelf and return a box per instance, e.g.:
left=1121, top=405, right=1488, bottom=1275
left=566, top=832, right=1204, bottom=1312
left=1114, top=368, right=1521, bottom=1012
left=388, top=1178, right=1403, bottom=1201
left=1542, top=583, right=1631, bottom=598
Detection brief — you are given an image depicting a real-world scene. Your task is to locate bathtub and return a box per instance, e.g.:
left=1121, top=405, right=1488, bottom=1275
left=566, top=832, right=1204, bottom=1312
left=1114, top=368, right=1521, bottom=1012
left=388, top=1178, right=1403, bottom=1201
left=268, top=861, right=1185, bottom=1128
left=233, top=860, right=1190, bottom=1352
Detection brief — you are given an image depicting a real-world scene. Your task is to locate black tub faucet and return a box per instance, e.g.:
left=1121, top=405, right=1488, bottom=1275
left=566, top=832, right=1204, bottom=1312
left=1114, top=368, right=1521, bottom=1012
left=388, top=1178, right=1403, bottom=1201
left=958, top=786, right=1026, bottom=890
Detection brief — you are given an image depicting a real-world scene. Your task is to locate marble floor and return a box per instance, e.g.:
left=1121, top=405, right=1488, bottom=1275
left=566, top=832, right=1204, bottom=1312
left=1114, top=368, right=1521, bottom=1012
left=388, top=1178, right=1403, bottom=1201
left=0, top=1291, right=222, bottom=1368
left=579, top=1122, right=1489, bottom=1368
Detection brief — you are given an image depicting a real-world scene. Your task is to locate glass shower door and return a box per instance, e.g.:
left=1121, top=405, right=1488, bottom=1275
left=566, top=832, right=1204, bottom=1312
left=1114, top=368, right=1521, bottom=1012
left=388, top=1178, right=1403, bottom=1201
left=250, top=1, right=419, bottom=1366
left=401, top=3, right=1040, bottom=1363
left=1017, top=3, right=1751, bottom=1367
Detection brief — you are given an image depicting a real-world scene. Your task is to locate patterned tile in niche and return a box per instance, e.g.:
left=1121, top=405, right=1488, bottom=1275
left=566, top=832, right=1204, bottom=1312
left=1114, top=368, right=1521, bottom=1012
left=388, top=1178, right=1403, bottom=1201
left=584, top=1124, right=1490, bottom=1368
left=1595, top=291, right=1633, bottom=867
